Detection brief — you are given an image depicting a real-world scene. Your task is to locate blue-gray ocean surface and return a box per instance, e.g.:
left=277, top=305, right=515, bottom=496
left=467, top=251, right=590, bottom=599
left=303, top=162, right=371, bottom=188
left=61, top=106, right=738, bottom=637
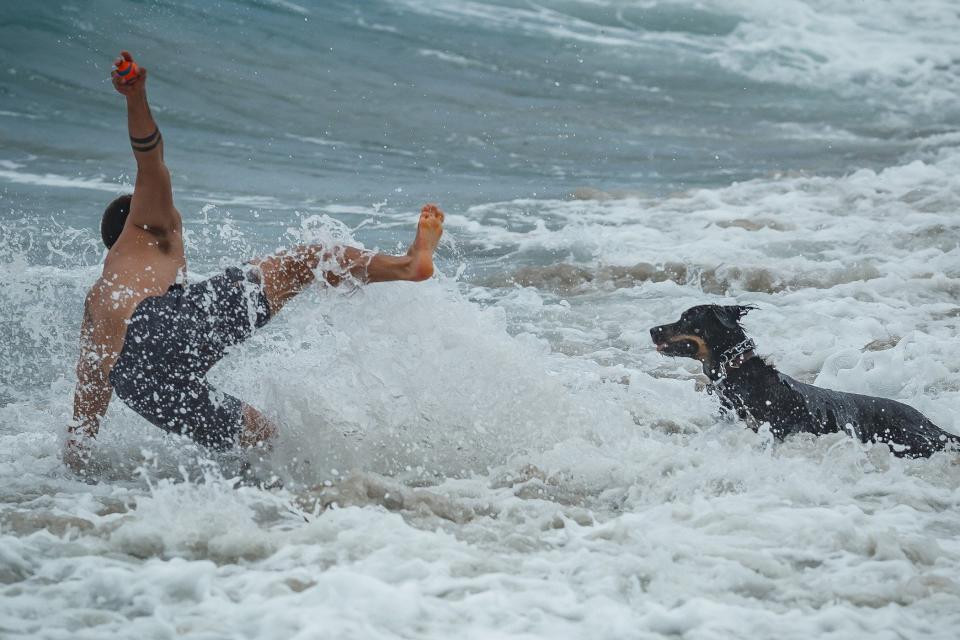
left=1, top=2, right=960, bottom=638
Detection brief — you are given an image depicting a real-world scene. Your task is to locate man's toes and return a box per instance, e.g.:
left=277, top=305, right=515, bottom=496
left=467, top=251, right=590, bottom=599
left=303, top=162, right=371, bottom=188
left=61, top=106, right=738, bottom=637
left=422, top=205, right=444, bottom=223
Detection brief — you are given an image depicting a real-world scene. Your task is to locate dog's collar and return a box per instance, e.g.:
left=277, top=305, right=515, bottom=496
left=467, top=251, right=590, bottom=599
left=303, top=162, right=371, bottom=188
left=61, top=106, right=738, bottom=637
left=715, top=338, right=756, bottom=379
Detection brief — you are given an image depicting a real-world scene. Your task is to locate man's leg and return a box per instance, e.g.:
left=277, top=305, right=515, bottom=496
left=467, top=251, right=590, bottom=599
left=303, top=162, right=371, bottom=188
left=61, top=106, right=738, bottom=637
left=238, top=204, right=444, bottom=447
left=250, top=204, right=444, bottom=316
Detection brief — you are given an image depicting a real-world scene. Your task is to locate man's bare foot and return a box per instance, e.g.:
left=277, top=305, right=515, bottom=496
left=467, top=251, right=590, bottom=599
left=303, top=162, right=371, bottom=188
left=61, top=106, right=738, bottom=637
left=407, top=204, right=444, bottom=281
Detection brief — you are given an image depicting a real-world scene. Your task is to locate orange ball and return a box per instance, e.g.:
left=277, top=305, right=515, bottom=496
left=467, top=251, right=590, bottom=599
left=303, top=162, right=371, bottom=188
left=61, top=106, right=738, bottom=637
left=115, top=58, right=139, bottom=83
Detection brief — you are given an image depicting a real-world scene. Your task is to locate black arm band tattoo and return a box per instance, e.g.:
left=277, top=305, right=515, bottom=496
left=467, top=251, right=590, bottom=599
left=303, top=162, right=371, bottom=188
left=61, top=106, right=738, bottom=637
left=131, top=130, right=162, bottom=153
left=130, top=128, right=159, bottom=145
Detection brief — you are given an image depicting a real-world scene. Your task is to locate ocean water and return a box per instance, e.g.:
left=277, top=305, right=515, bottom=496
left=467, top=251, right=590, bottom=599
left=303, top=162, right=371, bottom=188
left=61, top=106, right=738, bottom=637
left=2, top=1, right=960, bottom=638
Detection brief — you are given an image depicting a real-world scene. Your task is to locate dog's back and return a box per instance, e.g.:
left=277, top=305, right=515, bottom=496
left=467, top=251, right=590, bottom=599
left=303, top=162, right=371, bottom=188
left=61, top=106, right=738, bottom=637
left=720, top=360, right=958, bottom=458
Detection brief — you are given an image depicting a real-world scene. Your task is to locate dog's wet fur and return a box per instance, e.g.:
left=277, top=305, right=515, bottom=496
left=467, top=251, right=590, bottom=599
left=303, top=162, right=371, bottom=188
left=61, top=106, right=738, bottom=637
left=650, top=305, right=959, bottom=458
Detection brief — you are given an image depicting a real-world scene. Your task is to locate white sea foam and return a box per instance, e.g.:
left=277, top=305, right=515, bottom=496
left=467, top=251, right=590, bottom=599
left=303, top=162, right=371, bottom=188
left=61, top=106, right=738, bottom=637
left=257, top=0, right=309, bottom=16
left=394, top=0, right=665, bottom=49
left=417, top=49, right=498, bottom=71
left=356, top=16, right=401, bottom=34
left=0, top=109, right=41, bottom=120
left=186, top=192, right=287, bottom=208
left=0, top=168, right=128, bottom=192
left=283, top=132, right=347, bottom=147
left=707, top=0, right=960, bottom=113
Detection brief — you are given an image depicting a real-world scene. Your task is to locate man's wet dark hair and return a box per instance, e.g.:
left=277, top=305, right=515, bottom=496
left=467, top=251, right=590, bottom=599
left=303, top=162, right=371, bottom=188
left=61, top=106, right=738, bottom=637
left=101, top=194, right=133, bottom=248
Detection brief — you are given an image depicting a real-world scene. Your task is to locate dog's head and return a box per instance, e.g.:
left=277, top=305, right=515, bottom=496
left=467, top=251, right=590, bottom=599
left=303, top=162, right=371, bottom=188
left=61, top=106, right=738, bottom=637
left=649, top=305, right=756, bottom=376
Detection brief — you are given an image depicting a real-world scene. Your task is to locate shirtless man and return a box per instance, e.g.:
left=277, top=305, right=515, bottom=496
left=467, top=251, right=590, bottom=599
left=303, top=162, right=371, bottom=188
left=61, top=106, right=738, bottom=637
left=64, top=52, right=444, bottom=473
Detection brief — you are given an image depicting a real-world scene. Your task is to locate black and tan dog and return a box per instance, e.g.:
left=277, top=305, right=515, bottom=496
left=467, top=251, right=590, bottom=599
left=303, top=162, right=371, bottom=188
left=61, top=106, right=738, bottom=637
left=650, top=305, right=959, bottom=458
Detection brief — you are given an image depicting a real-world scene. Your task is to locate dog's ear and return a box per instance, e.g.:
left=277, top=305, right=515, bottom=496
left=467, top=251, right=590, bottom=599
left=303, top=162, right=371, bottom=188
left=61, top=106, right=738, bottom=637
left=713, top=305, right=757, bottom=329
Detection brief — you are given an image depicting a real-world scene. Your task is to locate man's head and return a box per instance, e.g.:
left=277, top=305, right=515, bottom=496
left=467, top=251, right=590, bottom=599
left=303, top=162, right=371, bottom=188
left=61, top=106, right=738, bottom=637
left=649, top=304, right=757, bottom=375
left=101, top=194, right=132, bottom=248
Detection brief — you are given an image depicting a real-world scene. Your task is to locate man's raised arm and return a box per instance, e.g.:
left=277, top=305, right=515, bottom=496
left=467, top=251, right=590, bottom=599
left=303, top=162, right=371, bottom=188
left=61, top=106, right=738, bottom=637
left=112, top=51, right=177, bottom=235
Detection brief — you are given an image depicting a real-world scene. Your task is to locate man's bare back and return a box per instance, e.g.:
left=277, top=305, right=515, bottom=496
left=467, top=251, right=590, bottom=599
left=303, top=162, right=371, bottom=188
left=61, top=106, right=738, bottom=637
left=83, top=222, right=186, bottom=377
left=66, top=52, right=443, bottom=475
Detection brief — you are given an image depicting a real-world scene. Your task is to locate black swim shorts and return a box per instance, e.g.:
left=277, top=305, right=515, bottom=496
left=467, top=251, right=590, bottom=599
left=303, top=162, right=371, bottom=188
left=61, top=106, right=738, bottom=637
left=109, top=266, right=272, bottom=449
